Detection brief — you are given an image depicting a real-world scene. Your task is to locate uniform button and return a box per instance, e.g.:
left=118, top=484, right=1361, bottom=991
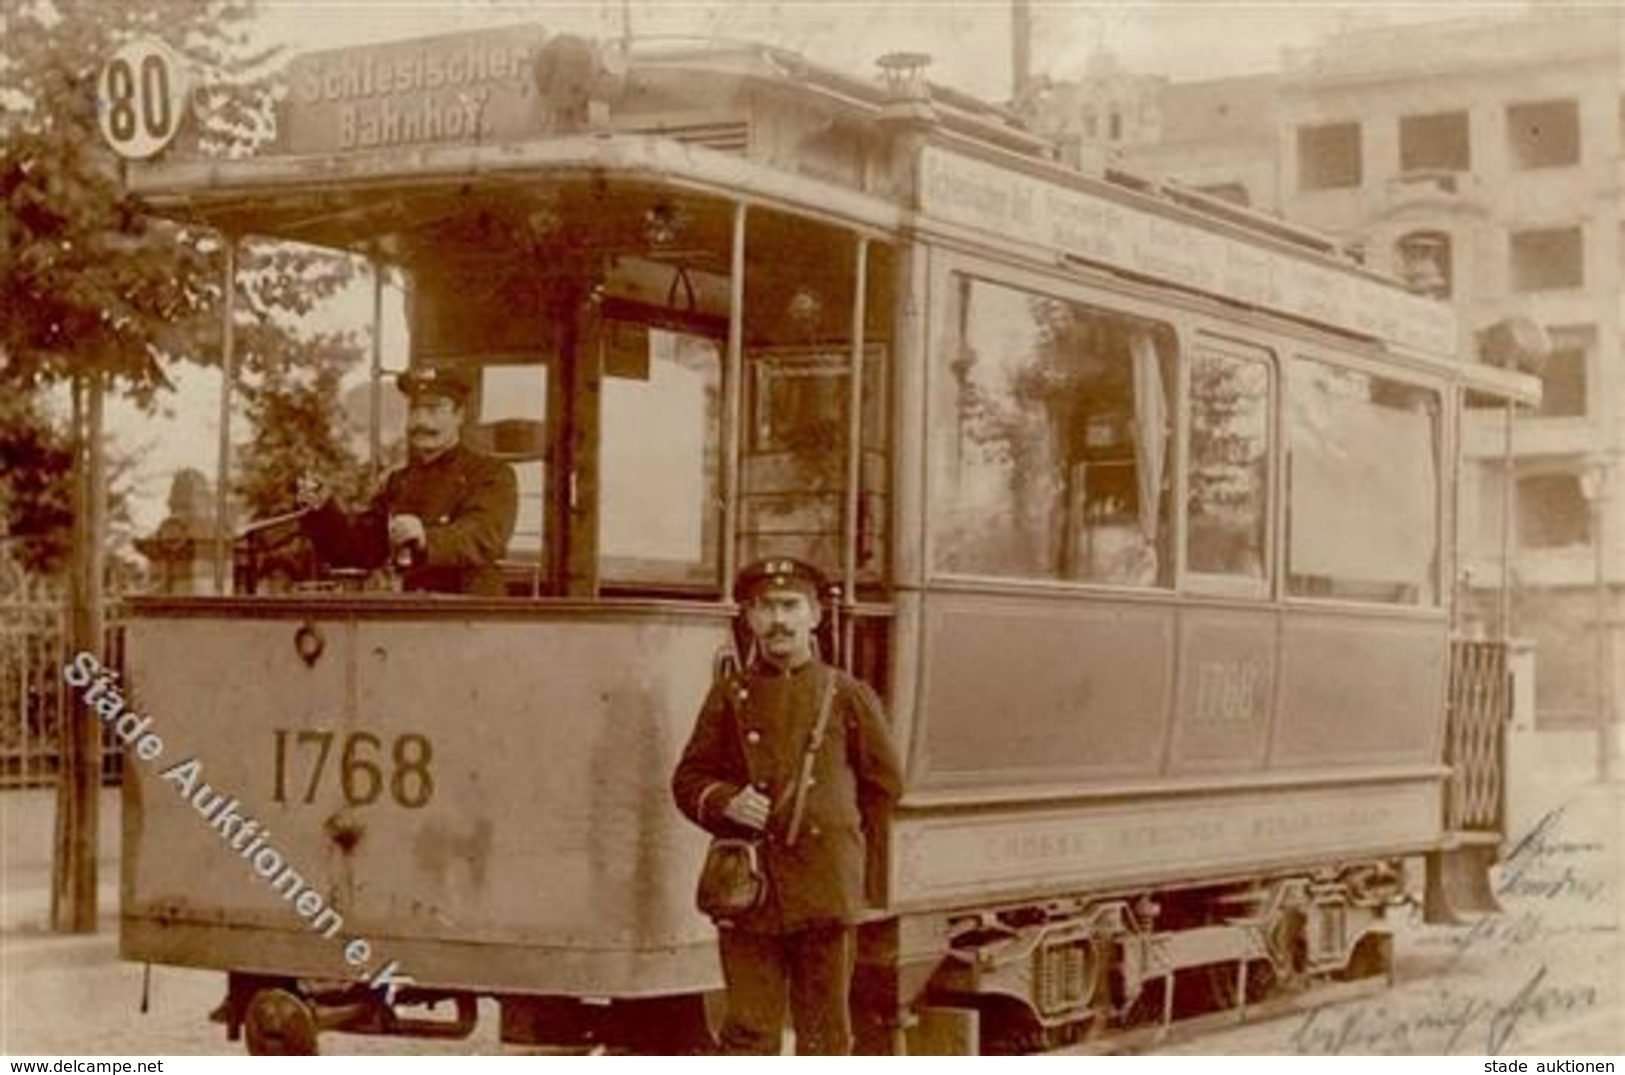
left=806, top=775, right=816, bottom=787
left=754, top=781, right=769, bottom=791
left=808, top=825, right=821, bottom=837
left=745, top=730, right=761, bottom=745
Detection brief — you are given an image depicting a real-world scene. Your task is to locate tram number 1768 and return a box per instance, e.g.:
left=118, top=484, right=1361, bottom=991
left=271, top=729, right=435, bottom=809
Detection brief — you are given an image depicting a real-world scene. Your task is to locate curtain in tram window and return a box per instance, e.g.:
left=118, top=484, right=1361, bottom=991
left=1131, top=330, right=1166, bottom=545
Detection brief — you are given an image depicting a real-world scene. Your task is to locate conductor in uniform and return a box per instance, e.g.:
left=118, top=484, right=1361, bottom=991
left=298, top=364, right=518, bottom=596
left=671, top=558, right=903, bottom=1055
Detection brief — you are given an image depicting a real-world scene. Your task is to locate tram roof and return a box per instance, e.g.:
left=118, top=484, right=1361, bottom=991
left=119, top=27, right=1538, bottom=403
left=130, top=30, right=1352, bottom=256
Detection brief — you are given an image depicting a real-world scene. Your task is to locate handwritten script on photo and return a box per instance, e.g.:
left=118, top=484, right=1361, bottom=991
left=1286, top=794, right=1616, bottom=1056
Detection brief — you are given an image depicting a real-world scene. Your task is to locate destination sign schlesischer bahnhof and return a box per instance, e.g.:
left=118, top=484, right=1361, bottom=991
left=279, top=25, right=551, bottom=154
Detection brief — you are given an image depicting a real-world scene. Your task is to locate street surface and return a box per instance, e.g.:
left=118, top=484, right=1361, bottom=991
left=3, top=772, right=1619, bottom=1056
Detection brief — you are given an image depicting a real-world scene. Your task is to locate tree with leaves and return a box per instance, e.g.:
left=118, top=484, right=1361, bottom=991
left=0, top=392, right=147, bottom=579
left=2, top=0, right=365, bottom=931
left=0, top=393, right=76, bottom=577
left=234, top=329, right=368, bottom=519
left=6, top=0, right=252, bottom=400
left=2, top=0, right=362, bottom=562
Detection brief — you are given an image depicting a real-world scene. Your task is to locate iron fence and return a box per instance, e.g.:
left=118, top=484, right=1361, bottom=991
left=0, top=573, right=126, bottom=788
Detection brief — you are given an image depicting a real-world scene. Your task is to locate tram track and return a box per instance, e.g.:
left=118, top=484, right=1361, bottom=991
left=1049, top=975, right=1391, bottom=1056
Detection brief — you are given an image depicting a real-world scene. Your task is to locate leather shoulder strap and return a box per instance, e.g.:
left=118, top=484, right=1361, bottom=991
left=784, top=666, right=838, bottom=848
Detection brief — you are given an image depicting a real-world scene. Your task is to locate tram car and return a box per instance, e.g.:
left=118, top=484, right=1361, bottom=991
left=110, top=26, right=1538, bottom=1053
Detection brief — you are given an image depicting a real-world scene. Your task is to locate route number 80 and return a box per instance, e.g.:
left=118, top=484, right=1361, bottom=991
left=96, top=39, right=190, bottom=159
left=272, top=730, right=436, bottom=809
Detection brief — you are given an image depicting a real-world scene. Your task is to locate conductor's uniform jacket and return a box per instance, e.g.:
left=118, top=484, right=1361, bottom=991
left=303, top=444, right=517, bottom=596
left=672, top=657, right=903, bottom=932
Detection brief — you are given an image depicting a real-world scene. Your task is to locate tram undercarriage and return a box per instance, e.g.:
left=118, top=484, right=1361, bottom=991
left=214, top=858, right=1405, bottom=1055
left=882, top=863, right=1402, bottom=1054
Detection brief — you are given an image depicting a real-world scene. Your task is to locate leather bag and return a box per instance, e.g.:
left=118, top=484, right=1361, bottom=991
left=695, top=837, right=765, bottom=920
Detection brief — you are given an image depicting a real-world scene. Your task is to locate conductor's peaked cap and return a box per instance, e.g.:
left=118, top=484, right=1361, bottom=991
left=396, top=365, right=474, bottom=404
left=732, top=557, right=828, bottom=604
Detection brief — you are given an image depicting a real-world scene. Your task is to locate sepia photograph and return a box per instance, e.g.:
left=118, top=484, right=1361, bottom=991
left=1, top=0, right=1620, bottom=1058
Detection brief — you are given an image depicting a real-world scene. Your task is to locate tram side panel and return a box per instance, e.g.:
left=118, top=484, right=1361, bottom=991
left=893, top=587, right=1447, bottom=912
left=1274, top=608, right=1448, bottom=768
left=121, top=606, right=730, bottom=996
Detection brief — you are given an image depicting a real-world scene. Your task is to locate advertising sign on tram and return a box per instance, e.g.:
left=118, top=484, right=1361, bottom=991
left=919, top=146, right=1460, bottom=358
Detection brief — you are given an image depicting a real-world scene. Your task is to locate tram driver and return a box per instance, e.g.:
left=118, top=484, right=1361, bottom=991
left=296, top=364, right=518, bottom=596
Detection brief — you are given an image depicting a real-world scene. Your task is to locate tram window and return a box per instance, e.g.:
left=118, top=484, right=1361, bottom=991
left=1286, top=361, right=1439, bottom=605
left=475, top=364, right=548, bottom=564
left=935, top=276, right=1174, bottom=587
left=1185, top=351, right=1271, bottom=581
left=599, top=324, right=722, bottom=587
left=740, top=346, right=888, bottom=577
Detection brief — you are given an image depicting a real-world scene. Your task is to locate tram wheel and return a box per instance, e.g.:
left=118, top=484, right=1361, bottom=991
left=244, top=987, right=319, bottom=1056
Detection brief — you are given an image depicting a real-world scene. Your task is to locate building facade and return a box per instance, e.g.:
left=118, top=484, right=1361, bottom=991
left=1044, top=10, right=1623, bottom=736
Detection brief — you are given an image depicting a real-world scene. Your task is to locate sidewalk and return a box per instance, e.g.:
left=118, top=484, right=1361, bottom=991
left=1, top=868, right=119, bottom=970
left=2, top=787, right=121, bottom=996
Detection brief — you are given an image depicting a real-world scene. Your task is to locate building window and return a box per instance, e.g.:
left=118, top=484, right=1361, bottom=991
left=1396, top=230, right=1453, bottom=298
left=1109, top=110, right=1122, bottom=141
left=1399, top=110, right=1470, bottom=173
left=1537, top=326, right=1594, bottom=418
left=1510, top=226, right=1584, bottom=292
left=1506, top=99, right=1580, bottom=169
left=1516, top=473, right=1590, bottom=548
left=1298, top=122, right=1362, bottom=190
